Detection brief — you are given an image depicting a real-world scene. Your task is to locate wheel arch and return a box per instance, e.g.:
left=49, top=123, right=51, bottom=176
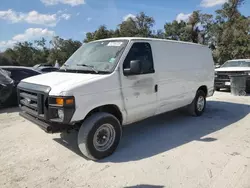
left=198, top=85, right=208, bottom=97
left=84, top=104, right=123, bottom=124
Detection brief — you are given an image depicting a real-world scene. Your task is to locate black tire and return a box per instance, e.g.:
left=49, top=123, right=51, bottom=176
left=78, top=112, right=122, bottom=161
left=188, top=90, right=206, bottom=116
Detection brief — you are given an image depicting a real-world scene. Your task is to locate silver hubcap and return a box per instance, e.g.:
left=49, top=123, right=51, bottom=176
left=197, top=96, right=205, bottom=112
left=93, top=124, right=116, bottom=152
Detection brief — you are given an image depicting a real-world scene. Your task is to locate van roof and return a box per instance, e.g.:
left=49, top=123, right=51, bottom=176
left=92, top=37, right=207, bottom=47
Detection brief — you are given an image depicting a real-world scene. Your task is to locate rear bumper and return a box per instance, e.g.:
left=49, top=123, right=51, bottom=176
left=20, top=111, right=73, bottom=133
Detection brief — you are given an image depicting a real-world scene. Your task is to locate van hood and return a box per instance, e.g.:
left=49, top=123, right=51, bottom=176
left=215, top=67, right=250, bottom=72
left=21, top=72, right=107, bottom=94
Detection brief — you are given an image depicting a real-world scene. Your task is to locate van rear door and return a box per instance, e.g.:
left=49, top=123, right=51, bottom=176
left=120, top=42, right=157, bottom=124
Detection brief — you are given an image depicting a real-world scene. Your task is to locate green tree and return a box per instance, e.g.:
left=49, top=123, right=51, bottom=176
left=33, top=38, right=50, bottom=65
left=212, top=0, right=250, bottom=64
left=0, top=53, right=15, bottom=66
left=3, top=42, right=36, bottom=66
left=151, top=29, right=165, bottom=39
left=164, top=11, right=214, bottom=44
left=48, top=36, right=82, bottom=65
left=164, top=20, right=189, bottom=41
left=84, top=25, right=116, bottom=43
left=119, top=12, right=155, bottom=37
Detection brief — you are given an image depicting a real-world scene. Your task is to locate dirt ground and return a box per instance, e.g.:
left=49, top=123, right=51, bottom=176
left=0, top=91, right=250, bottom=188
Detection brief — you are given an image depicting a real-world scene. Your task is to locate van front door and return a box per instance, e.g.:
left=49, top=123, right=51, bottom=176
left=120, top=42, right=157, bottom=124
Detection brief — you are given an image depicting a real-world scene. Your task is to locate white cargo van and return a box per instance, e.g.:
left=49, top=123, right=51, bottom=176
left=17, top=37, right=214, bottom=160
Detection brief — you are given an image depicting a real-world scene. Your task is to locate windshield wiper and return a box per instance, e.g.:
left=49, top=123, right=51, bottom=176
left=59, top=64, right=69, bottom=71
left=77, top=64, right=99, bottom=73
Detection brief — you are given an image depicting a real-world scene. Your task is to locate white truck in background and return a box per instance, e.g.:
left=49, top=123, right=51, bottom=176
left=17, top=37, right=214, bottom=160
left=214, top=59, right=250, bottom=92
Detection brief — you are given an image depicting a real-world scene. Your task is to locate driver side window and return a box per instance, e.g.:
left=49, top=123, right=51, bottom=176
left=123, top=42, right=155, bottom=74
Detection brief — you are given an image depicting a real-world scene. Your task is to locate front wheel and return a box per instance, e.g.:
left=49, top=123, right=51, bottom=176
left=78, top=112, right=122, bottom=160
left=188, top=90, right=206, bottom=116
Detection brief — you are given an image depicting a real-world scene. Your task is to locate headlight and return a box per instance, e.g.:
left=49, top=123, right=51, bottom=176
left=58, top=109, right=64, bottom=120
left=48, top=96, right=75, bottom=123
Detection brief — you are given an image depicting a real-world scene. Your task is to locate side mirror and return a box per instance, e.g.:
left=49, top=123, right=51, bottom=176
left=124, top=60, right=142, bottom=76
left=215, top=64, right=221, bottom=69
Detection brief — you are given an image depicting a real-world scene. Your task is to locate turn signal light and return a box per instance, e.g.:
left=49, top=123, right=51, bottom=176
left=56, top=98, right=64, bottom=105
left=55, top=97, right=74, bottom=106
left=65, top=98, right=74, bottom=105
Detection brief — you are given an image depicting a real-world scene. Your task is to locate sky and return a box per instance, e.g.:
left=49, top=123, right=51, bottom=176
left=0, top=0, right=249, bottom=51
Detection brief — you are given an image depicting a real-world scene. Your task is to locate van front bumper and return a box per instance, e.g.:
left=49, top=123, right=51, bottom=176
left=20, top=111, right=73, bottom=133
left=17, top=82, right=76, bottom=133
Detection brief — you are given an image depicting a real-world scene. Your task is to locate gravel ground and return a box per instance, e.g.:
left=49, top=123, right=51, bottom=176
left=0, top=91, right=250, bottom=188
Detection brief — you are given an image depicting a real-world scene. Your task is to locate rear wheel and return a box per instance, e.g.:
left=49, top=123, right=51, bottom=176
left=78, top=112, right=122, bottom=161
left=188, top=90, right=206, bottom=116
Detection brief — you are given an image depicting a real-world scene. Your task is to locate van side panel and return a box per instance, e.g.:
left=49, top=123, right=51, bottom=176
left=152, top=41, right=214, bottom=115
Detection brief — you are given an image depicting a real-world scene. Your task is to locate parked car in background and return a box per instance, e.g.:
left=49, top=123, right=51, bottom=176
left=17, top=37, right=214, bottom=160
left=0, top=66, right=41, bottom=106
left=214, top=59, right=250, bottom=92
left=0, top=69, right=14, bottom=108
left=33, top=63, right=53, bottom=68
left=35, top=66, right=59, bottom=73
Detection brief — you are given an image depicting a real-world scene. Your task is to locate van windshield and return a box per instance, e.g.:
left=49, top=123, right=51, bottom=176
left=221, top=60, right=250, bottom=68
left=60, top=40, right=128, bottom=73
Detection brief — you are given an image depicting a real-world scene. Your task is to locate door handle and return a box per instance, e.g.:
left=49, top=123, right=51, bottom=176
left=155, top=84, right=158, bottom=93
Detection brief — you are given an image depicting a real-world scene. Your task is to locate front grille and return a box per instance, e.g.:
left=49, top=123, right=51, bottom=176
left=217, top=71, right=245, bottom=80
left=217, top=74, right=229, bottom=79
left=17, top=82, right=51, bottom=120
left=19, top=90, right=45, bottom=118
left=219, top=71, right=245, bottom=74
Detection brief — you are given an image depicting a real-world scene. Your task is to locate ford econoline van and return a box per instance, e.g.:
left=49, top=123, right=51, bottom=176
left=17, top=37, right=214, bottom=160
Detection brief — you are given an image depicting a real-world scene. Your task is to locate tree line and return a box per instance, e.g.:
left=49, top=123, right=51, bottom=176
left=0, top=0, right=249, bottom=67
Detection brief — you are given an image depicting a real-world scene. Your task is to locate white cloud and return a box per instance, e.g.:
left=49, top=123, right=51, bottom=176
left=176, top=13, right=192, bottom=23
left=41, top=0, right=85, bottom=6
left=76, top=12, right=80, bottom=16
left=60, top=13, right=71, bottom=20
left=13, top=28, right=55, bottom=41
left=123, top=14, right=136, bottom=21
left=200, top=0, right=228, bottom=7
left=25, top=11, right=57, bottom=26
left=0, top=9, right=22, bottom=22
left=0, top=9, right=71, bottom=27
left=0, top=28, right=55, bottom=50
left=86, top=17, right=92, bottom=22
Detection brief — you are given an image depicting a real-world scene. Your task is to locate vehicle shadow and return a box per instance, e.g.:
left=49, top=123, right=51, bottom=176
left=0, top=106, right=20, bottom=114
left=53, top=131, right=85, bottom=158
left=53, top=101, right=250, bottom=162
